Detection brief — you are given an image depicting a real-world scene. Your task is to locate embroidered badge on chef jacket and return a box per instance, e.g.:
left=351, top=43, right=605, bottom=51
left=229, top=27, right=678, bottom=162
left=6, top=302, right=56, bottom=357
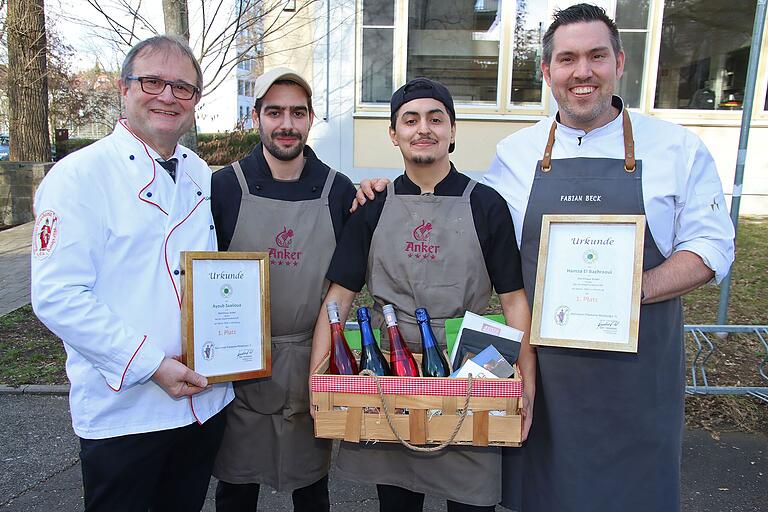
left=33, top=210, right=59, bottom=259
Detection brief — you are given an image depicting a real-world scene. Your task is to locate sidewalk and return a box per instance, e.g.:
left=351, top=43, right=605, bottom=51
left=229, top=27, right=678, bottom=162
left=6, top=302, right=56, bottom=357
left=0, top=393, right=765, bottom=511
left=0, top=222, right=32, bottom=317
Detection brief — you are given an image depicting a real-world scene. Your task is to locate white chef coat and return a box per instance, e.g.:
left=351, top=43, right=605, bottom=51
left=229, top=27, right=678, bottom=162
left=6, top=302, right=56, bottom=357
left=31, top=120, right=234, bottom=439
left=483, top=99, right=735, bottom=283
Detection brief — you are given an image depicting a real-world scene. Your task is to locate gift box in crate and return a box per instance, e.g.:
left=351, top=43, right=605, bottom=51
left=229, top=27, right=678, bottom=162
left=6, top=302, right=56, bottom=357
left=310, top=354, right=523, bottom=447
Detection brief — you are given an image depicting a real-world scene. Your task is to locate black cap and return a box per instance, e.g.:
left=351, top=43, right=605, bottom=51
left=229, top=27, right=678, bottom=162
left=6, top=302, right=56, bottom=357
left=390, top=77, right=456, bottom=153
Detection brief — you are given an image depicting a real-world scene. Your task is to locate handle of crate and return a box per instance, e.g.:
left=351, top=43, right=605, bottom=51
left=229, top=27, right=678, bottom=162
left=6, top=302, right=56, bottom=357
left=359, top=370, right=474, bottom=452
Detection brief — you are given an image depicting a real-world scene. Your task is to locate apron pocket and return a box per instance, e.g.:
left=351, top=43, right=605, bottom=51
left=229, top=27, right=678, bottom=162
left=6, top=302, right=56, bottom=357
left=284, top=344, right=313, bottom=418
left=234, top=377, right=287, bottom=415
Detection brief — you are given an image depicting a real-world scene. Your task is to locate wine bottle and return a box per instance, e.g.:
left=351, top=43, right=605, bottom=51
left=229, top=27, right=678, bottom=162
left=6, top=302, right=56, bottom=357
left=326, top=301, right=359, bottom=375
left=357, top=307, right=391, bottom=376
left=415, top=308, right=451, bottom=377
left=382, top=304, right=419, bottom=377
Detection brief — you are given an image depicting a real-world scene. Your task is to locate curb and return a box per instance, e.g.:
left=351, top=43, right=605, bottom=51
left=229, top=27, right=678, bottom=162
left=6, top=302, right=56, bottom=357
left=0, top=384, right=69, bottom=395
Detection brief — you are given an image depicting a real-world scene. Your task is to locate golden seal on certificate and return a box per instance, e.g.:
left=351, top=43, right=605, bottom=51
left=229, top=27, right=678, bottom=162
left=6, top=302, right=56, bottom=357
left=531, top=215, right=645, bottom=353
left=180, top=251, right=271, bottom=382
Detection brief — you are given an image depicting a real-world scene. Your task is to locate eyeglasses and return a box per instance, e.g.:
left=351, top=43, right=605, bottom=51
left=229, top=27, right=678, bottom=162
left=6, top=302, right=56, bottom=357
left=126, top=76, right=200, bottom=100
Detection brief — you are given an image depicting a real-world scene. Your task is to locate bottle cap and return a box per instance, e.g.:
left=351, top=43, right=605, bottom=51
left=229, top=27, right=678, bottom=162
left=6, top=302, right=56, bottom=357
left=414, top=308, right=430, bottom=322
left=382, top=304, right=398, bottom=327
left=356, top=307, right=371, bottom=322
left=326, top=301, right=340, bottom=323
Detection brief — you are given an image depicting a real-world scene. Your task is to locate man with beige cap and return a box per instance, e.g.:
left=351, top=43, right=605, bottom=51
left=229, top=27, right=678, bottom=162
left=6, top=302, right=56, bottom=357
left=211, top=67, right=356, bottom=511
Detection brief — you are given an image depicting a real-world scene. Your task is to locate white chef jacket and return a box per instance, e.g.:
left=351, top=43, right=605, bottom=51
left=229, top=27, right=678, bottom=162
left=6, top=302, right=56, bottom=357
left=31, top=120, right=234, bottom=439
left=483, top=99, right=735, bottom=283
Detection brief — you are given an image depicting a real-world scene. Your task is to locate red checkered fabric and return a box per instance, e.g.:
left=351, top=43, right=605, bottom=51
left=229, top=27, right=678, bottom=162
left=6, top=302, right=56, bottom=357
left=310, top=374, right=522, bottom=397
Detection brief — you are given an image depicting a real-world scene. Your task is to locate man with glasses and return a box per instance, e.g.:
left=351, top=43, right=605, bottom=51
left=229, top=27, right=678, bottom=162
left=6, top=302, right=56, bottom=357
left=31, top=35, right=233, bottom=511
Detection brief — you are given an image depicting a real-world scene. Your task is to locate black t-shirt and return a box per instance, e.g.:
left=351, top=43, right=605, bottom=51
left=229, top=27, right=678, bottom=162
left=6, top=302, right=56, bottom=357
left=327, top=165, right=524, bottom=294
left=211, top=143, right=357, bottom=251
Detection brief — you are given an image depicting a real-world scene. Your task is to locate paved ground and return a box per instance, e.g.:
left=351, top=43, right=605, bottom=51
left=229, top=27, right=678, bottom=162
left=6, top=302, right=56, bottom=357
left=0, top=393, right=765, bottom=512
left=0, top=223, right=32, bottom=317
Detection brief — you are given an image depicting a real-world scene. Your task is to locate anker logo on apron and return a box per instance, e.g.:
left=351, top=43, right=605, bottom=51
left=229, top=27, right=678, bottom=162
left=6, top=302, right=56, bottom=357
left=405, top=219, right=441, bottom=259
left=269, top=226, right=301, bottom=267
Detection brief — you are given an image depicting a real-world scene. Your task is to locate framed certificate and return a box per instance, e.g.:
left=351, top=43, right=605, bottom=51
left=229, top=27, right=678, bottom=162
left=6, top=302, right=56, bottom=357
left=530, top=215, right=645, bottom=353
left=181, top=251, right=271, bottom=383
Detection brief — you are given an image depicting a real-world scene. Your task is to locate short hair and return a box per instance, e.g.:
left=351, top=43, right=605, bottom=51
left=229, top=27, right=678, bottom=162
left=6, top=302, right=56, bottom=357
left=542, top=3, right=622, bottom=65
left=253, top=79, right=314, bottom=117
left=120, top=35, right=203, bottom=93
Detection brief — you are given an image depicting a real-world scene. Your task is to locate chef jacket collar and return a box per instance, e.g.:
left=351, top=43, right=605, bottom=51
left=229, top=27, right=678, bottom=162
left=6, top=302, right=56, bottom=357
left=115, top=119, right=186, bottom=163
left=555, top=96, right=625, bottom=140
left=400, top=163, right=459, bottom=195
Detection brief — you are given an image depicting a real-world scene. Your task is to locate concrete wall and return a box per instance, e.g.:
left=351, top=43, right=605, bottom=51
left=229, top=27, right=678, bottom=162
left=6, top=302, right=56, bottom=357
left=0, top=162, right=52, bottom=227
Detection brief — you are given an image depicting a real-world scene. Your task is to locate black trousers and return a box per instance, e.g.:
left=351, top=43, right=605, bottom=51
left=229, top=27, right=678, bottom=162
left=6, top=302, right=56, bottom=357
left=79, top=411, right=226, bottom=512
left=215, top=475, right=330, bottom=512
left=377, top=484, right=496, bottom=512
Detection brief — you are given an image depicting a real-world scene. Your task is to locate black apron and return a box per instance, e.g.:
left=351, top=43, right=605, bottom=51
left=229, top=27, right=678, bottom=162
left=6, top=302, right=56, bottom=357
left=502, top=111, right=684, bottom=511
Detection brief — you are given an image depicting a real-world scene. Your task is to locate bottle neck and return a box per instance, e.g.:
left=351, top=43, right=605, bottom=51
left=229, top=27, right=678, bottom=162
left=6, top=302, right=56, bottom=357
left=418, top=320, right=437, bottom=349
left=359, top=319, right=376, bottom=347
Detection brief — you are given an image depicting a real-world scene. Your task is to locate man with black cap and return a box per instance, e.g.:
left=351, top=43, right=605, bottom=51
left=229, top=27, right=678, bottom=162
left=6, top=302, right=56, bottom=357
left=211, top=67, right=356, bottom=511
left=309, top=78, right=536, bottom=511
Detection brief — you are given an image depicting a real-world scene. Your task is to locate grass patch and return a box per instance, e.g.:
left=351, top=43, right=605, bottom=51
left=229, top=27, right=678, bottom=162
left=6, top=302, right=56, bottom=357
left=0, top=305, right=67, bottom=386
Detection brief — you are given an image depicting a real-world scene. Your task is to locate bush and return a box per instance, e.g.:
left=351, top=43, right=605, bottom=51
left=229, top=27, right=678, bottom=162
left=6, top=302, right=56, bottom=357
left=197, top=131, right=260, bottom=165
left=55, top=138, right=97, bottom=160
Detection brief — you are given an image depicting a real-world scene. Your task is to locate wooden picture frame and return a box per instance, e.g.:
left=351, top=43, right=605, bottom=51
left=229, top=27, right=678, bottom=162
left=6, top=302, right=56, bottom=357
left=181, top=251, right=271, bottom=383
left=530, top=214, right=645, bottom=353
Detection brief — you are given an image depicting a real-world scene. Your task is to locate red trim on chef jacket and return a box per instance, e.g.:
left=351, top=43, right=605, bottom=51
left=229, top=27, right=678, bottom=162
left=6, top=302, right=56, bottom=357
left=118, top=118, right=169, bottom=216
left=107, top=335, right=149, bottom=392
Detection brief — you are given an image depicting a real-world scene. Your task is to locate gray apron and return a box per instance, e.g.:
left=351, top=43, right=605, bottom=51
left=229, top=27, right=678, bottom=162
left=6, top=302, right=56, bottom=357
left=501, top=111, right=684, bottom=511
left=213, top=162, right=335, bottom=491
left=336, top=180, right=503, bottom=507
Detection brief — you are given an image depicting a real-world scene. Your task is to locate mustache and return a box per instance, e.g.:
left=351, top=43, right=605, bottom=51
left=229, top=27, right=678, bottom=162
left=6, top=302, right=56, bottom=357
left=272, top=129, right=302, bottom=139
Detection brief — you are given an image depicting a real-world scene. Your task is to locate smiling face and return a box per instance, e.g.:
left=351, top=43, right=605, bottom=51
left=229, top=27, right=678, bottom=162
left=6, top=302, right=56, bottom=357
left=119, top=47, right=199, bottom=158
left=254, top=82, right=313, bottom=162
left=542, top=20, right=625, bottom=132
left=389, top=97, right=455, bottom=167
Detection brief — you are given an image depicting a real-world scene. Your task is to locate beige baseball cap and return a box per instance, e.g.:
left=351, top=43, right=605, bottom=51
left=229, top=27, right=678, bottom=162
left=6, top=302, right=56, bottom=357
left=253, top=67, right=312, bottom=100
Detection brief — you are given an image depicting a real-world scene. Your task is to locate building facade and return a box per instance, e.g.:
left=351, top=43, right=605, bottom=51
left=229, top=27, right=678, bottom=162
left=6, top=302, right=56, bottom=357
left=234, top=0, right=768, bottom=214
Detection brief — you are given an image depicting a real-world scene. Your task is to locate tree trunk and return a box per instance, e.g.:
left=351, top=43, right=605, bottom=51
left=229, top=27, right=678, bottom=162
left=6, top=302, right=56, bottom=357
left=7, top=0, right=51, bottom=162
left=162, top=0, right=198, bottom=151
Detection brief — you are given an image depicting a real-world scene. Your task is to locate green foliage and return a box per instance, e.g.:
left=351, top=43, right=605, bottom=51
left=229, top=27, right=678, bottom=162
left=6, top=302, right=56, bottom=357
left=197, top=131, right=260, bottom=165
left=54, top=138, right=97, bottom=160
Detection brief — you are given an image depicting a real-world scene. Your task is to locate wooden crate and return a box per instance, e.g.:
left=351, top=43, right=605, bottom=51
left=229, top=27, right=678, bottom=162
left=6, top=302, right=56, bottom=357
left=310, top=354, right=523, bottom=447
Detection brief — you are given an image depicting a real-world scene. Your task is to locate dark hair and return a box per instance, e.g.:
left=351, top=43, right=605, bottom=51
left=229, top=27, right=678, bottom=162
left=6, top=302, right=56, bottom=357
left=254, top=79, right=314, bottom=118
left=121, top=35, right=203, bottom=92
left=542, top=3, right=622, bottom=65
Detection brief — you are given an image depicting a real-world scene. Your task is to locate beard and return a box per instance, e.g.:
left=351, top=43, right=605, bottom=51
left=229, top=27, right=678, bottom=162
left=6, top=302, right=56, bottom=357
left=261, top=127, right=306, bottom=161
left=412, top=154, right=436, bottom=164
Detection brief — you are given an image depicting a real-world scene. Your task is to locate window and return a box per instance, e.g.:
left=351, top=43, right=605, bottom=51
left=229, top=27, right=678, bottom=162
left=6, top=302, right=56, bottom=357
left=238, top=79, right=245, bottom=96
left=359, top=0, right=547, bottom=110
left=615, top=0, right=650, bottom=108
left=406, top=0, right=501, bottom=104
left=509, top=0, right=545, bottom=105
left=360, top=0, right=395, bottom=103
left=655, top=0, right=757, bottom=110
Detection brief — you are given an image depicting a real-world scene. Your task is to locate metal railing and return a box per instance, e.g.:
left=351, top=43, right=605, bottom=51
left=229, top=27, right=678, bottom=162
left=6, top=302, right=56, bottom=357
left=685, top=325, right=768, bottom=403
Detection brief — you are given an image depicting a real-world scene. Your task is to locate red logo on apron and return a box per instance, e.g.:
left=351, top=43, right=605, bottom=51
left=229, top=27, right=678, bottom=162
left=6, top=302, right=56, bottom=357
left=269, top=226, right=301, bottom=266
left=405, top=219, right=440, bottom=260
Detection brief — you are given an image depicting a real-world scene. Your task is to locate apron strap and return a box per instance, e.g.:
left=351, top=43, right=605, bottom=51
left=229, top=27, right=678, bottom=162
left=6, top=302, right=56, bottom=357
left=231, top=161, right=251, bottom=196
left=540, top=122, right=557, bottom=172
left=540, top=109, right=637, bottom=173
left=320, top=169, right=337, bottom=202
left=461, top=179, right=477, bottom=199
left=386, top=181, right=396, bottom=198
left=622, top=109, right=636, bottom=172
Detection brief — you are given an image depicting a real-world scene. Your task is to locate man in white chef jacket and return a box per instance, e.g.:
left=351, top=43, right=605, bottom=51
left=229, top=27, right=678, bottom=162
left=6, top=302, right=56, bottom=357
left=31, top=35, right=233, bottom=512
